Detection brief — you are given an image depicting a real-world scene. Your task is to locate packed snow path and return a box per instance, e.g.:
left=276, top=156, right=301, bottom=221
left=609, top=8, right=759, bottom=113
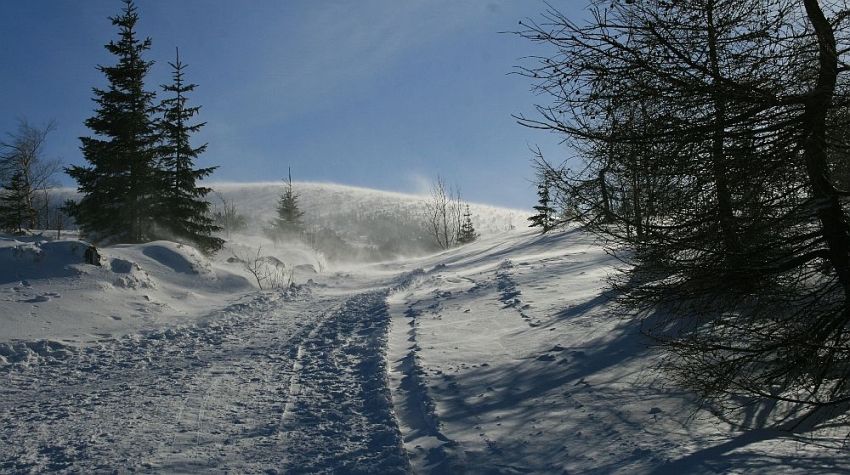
left=0, top=282, right=411, bottom=473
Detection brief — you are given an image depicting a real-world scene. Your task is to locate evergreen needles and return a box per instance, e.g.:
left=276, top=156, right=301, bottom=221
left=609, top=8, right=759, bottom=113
left=66, top=0, right=221, bottom=253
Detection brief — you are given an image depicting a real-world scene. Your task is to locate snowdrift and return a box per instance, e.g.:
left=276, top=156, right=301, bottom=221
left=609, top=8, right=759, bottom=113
left=0, top=237, right=93, bottom=285
left=0, top=235, right=258, bottom=355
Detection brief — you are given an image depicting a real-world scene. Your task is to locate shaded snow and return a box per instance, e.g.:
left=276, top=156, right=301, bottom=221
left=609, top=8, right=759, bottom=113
left=386, top=228, right=850, bottom=474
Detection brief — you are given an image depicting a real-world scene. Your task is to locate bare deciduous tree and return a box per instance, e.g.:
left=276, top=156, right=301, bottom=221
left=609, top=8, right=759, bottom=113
left=424, top=175, right=464, bottom=250
left=212, top=193, right=247, bottom=239
left=231, top=246, right=293, bottom=290
left=515, top=0, right=850, bottom=426
left=0, top=119, right=61, bottom=231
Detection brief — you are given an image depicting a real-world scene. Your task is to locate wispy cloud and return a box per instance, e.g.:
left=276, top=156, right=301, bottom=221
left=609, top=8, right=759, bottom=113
left=230, top=1, right=504, bottom=126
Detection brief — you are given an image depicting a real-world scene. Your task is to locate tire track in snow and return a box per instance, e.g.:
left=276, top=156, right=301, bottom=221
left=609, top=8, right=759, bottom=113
left=278, top=289, right=411, bottom=474
left=0, top=288, right=328, bottom=473
left=390, top=302, right=462, bottom=474
left=497, top=259, right=541, bottom=327
left=1, top=272, right=422, bottom=474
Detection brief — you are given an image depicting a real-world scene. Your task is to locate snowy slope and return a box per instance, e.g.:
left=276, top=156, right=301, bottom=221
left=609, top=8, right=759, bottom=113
left=384, top=228, right=850, bottom=474
left=209, top=181, right=525, bottom=237
left=3, top=181, right=526, bottom=352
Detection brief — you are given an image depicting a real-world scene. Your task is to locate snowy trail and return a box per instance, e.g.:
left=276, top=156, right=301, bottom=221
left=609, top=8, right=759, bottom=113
left=279, top=289, right=409, bottom=473
left=0, top=279, right=413, bottom=473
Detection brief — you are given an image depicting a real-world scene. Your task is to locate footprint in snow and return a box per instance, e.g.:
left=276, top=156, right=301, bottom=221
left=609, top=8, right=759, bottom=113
left=21, top=295, right=50, bottom=303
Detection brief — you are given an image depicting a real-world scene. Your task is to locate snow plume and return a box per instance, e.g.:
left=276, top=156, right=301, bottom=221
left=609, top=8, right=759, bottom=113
left=210, top=181, right=527, bottom=263
left=223, top=232, right=327, bottom=283
left=43, top=182, right=527, bottom=263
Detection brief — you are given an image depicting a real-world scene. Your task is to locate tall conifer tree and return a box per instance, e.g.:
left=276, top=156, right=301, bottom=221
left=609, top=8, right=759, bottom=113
left=157, top=48, right=223, bottom=253
left=67, top=0, right=159, bottom=243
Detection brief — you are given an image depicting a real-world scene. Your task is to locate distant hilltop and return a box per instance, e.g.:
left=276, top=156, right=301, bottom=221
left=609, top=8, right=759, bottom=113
left=48, top=181, right=528, bottom=262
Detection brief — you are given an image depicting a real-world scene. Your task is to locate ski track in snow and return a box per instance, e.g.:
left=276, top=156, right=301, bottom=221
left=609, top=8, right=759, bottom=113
left=0, top=276, right=417, bottom=474
left=278, top=289, right=409, bottom=474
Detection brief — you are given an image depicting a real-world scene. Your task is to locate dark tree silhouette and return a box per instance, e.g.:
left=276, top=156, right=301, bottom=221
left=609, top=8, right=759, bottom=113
left=516, top=0, right=850, bottom=425
left=67, top=0, right=160, bottom=243
left=528, top=174, right=556, bottom=233
left=157, top=48, right=223, bottom=253
left=0, top=172, right=29, bottom=233
left=457, top=204, right=478, bottom=244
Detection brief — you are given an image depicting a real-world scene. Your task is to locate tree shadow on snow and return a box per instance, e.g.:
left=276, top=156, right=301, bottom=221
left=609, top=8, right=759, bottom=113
left=432, top=228, right=589, bottom=272
left=427, top=304, right=654, bottom=472
left=649, top=427, right=850, bottom=474
left=426, top=277, right=850, bottom=473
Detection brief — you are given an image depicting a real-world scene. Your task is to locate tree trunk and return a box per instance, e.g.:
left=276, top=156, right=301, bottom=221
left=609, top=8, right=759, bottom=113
left=802, top=0, right=850, bottom=320
left=706, top=0, right=739, bottom=256
left=599, top=164, right=612, bottom=223
left=632, top=164, right=643, bottom=239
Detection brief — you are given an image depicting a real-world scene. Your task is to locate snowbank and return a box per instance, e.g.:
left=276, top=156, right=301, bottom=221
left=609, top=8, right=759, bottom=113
left=0, top=235, right=258, bottom=349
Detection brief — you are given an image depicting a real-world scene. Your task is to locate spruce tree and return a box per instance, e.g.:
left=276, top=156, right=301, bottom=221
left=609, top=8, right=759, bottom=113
left=457, top=205, right=478, bottom=244
left=66, top=0, right=159, bottom=243
left=157, top=48, right=223, bottom=253
left=271, top=168, right=305, bottom=238
left=528, top=178, right=555, bottom=232
left=0, top=172, right=29, bottom=233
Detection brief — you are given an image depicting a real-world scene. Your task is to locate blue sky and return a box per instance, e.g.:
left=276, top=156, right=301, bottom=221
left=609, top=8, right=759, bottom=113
left=0, top=1, right=583, bottom=209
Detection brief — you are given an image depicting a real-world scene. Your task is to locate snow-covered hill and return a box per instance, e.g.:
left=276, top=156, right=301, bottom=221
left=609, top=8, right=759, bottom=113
left=49, top=181, right=528, bottom=262
left=3, top=181, right=527, bottom=352
left=211, top=181, right=525, bottom=237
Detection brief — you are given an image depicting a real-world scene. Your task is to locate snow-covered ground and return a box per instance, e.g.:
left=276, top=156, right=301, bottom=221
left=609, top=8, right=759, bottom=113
left=1, top=213, right=848, bottom=472
left=0, top=234, right=254, bottom=348
left=386, top=229, right=850, bottom=474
